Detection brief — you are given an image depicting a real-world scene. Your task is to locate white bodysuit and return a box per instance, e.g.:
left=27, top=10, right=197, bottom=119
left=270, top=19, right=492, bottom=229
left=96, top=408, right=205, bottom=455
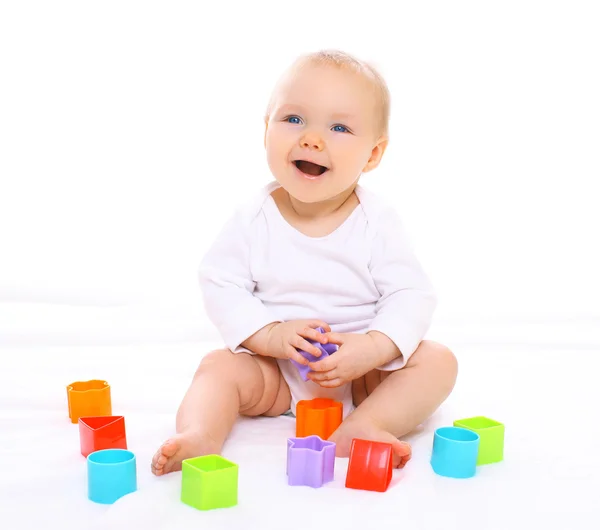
left=199, top=181, right=437, bottom=418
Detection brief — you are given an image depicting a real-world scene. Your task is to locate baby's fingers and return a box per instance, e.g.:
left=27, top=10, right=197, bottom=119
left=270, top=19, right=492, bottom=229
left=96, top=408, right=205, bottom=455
left=308, top=354, right=336, bottom=372
left=299, top=326, right=328, bottom=344
left=293, top=335, right=322, bottom=358
left=323, top=332, right=345, bottom=345
left=314, top=377, right=344, bottom=388
left=286, top=345, right=311, bottom=366
left=305, top=320, right=331, bottom=334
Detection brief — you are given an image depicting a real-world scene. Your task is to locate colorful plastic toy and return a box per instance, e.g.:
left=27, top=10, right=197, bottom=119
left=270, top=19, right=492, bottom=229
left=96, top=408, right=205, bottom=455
left=181, top=455, right=238, bottom=511
left=453, top=416, right=504, bottom=465
left=87, top=449, right=137, bottom=504
left=67, top=380, right=112, bottom=424
left=78, top=416, right=127, bottom=458
left=290, top=327, right=338, bottom=381
left=296, top=398, right=343, bottom=440
left=287, top=435, right=336, bottom=488
left=430, top=426, right=480, bottom=478
left=345, top=438, right=393, bottom=492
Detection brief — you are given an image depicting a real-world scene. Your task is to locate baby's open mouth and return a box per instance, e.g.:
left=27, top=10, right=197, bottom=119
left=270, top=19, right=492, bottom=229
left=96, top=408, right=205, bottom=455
left=294, top=160, right=329, bottom=176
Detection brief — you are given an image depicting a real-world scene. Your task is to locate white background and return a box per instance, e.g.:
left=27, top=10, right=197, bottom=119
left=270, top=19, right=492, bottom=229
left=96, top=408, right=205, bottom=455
left=1, top=0, right=599, bottom=334
left=1, top=4, right=599, bottom=529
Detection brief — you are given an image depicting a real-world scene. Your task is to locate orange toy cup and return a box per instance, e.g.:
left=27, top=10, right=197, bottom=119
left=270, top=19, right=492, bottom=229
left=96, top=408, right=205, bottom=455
left=67, top=380, right=112, bottom=424
left=345, top=438, right=393, bottom=492
left=79, top=416, right=127, bottom=457
left=296, top=398, right=343, bottom=440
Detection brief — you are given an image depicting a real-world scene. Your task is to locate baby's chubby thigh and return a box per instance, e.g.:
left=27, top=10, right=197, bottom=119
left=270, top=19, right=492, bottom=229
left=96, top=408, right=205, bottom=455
left=277, top=359, right=354, bottom=418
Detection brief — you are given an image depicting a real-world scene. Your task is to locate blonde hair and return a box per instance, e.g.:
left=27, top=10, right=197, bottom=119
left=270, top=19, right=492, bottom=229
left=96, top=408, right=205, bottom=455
left=265, top=49, right=391, bottom=138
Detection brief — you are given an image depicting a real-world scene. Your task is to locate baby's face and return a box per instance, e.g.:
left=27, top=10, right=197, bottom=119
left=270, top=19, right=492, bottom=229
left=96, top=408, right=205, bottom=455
left=265, top=64, right=385, bottom=204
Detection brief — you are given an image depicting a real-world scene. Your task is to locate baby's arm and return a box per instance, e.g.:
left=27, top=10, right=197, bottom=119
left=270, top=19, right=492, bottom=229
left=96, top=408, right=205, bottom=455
left=308, top=206, right=436, bottom=386
left=199, top=209, right=280, bottom=353
left=199, top=209, right=329, bottom=363
left=367, top=207, right=438, bottom=369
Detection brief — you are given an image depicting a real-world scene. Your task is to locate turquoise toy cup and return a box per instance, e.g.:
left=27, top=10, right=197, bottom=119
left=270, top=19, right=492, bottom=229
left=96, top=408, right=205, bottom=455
left=87, top=449, right=137, bottom=504
left=430, top=427, right=480, bottom=478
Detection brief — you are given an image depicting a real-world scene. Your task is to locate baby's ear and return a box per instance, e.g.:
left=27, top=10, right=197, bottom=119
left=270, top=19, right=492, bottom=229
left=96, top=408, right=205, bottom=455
left=362, top=137, right=389, bottom=173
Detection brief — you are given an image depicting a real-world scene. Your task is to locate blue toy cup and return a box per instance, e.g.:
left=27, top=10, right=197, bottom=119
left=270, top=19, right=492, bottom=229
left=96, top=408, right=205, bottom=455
left=430, top=426, right=480, bottom=478
left=87, top=449, right=137, bottom=504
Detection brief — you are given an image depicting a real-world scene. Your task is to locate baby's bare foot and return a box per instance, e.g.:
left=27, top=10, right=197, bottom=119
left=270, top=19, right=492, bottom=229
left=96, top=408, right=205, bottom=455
left=151, top=431, right=220, bottom=476
left=329, top=420, right=412, bottom=469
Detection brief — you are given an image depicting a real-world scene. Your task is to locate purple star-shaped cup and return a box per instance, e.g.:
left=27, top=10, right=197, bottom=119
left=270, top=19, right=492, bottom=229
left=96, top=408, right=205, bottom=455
left=290, top=327, right=338, bottom=381
left=286, top=435, right=336, bottom=488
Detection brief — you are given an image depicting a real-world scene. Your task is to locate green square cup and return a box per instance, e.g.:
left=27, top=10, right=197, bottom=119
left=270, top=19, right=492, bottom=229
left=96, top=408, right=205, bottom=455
left=181, top=455, right=238, bottom=511
left=453, top=416, right=504, bottom=465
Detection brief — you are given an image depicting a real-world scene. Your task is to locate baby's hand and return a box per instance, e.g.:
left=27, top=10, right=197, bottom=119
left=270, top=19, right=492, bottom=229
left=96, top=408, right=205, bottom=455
left=307, top=332, right=380, bottom=388
left=266, top=320, right=331, bottom=366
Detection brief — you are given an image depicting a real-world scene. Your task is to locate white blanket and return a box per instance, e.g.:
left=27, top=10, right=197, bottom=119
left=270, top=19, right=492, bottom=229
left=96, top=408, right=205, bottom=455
left=1, top=305, right=599, bottom=530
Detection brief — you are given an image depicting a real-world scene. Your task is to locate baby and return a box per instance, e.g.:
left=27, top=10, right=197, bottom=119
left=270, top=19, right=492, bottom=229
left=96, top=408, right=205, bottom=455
left=152, top=49, right=458, bottom=475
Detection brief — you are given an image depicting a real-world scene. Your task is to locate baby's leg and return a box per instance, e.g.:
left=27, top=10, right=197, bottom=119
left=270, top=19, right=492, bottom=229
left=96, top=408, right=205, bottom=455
left=151, top=349, right=290, bottom=476
left=329, top=340, right=457, bottom=468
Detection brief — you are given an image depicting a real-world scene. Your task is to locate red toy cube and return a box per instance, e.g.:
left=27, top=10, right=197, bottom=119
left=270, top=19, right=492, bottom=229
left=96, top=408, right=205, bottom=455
left=345, top=438, right=393, bottom=492
left=78, top=416, right=127, bottom=457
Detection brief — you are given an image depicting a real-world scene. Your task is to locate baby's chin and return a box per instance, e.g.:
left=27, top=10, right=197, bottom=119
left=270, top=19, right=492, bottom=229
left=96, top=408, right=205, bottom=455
left=276, top=181, right=332, bottom=204
left=274, top=171, right=358, bottom=205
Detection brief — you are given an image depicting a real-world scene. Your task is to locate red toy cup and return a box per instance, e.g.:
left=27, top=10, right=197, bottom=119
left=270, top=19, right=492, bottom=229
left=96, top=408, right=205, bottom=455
left=345, top=438, right=393, bottom=492
left=78, top=416, right=127, bottom=457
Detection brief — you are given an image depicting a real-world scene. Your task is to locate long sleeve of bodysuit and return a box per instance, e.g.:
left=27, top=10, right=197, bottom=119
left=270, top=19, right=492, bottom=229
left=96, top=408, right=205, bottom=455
left=367, top=206, right=438, bottom=370
left=198, top=210, right=279, bottom=352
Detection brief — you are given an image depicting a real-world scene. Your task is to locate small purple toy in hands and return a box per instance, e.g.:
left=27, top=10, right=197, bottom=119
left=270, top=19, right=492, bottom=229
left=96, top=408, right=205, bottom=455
left=290, top=327, right=338, bottom=381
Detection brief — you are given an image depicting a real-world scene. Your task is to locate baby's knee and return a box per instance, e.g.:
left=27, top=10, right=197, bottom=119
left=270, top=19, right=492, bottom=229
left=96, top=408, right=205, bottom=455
left=427, top=342, right=458, bottom=387
left=195, top=349, right=238, bottom=378
left=411, top=341, right=458, bottom=383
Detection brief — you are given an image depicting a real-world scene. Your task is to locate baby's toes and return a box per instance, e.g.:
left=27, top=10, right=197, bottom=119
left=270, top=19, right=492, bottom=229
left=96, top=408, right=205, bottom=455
left=160, top=439, right=180, bottom=458
left=392, top=440, right=412, bottom=468
left=151, top=439, right=180, bottom=474
left=153, top=452, right=167, bottom=467
left=151, top=450, right=167, bottom=470
left=151, top=456, right=164, bottom=476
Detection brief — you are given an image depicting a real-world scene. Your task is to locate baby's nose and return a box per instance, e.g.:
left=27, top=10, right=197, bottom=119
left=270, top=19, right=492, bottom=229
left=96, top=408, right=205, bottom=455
left=300, top=133, right=324, bottom=151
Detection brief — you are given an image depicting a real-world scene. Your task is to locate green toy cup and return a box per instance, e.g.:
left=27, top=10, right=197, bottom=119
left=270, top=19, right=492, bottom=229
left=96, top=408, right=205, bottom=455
left=453, top=416, right=504, bottom=465
left=181, top=455, right=238, bottom=511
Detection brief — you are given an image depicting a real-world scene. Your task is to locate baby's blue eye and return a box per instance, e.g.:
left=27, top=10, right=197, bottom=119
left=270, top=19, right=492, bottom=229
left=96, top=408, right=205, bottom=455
left=332, top=124, right=349, bottom=133
left=286, top=116, right=302, bottom=124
